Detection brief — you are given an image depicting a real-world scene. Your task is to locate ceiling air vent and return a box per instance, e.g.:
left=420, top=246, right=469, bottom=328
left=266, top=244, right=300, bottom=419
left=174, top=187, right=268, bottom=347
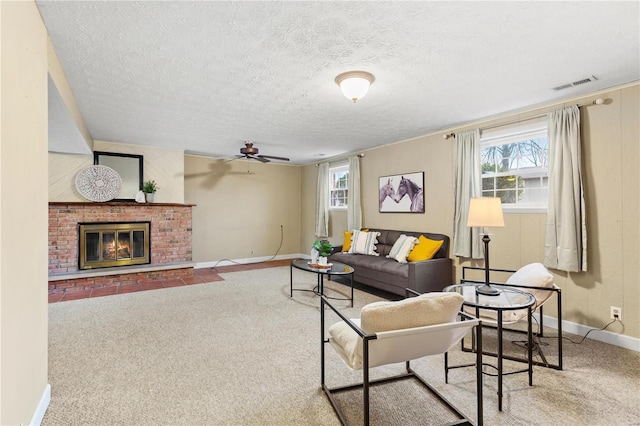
left=553, top=75, right=598, bottom=91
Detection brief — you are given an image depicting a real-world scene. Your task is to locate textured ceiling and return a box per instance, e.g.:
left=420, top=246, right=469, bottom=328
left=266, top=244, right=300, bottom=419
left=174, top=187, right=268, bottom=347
left=37, top=1, right=639, bottom=164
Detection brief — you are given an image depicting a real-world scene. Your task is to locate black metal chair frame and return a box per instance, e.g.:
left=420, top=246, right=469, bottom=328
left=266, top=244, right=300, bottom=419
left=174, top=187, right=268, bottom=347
left=321, top=292, right=484, bottom=426
left=461, top=266, right=563, bottom=370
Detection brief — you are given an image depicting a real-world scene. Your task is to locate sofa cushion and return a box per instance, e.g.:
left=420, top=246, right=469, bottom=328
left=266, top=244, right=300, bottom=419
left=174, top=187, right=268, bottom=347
left=372, top=229, right=403, bottom=256
left=349, top=230, right=380, bottom=256
left=386, top=234, right=419, bottom=263
left=331, top=253, right=410, bottom=278
left=408, top=235, right=444, bottom=262
left=364, top=229, right=450, bottom=260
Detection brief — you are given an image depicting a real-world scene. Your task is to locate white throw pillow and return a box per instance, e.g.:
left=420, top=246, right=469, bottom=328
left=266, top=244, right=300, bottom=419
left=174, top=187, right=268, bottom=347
left=506, top=262, right=555, bottom=307
left=348, top=230, right=380, bottom=256
left=386, top=234, right=419, bottom=263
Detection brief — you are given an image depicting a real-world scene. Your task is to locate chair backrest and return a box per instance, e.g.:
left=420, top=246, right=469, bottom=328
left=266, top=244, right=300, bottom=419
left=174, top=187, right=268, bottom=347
left=328, top=292, right=479, bottom=370
left=367, top=319, right=480, bottom=368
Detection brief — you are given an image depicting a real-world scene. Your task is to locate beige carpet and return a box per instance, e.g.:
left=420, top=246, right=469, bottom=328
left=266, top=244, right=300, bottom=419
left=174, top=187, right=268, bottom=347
left=44, top=266, right=640, bottom=425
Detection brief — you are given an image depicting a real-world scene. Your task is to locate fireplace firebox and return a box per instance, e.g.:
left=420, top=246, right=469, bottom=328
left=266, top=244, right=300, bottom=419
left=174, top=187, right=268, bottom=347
left=78, top=222, right=150, bottom=269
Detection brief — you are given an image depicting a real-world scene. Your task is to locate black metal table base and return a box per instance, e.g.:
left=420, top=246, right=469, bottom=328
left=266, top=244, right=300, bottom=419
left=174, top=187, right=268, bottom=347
left=444, top=283, right=535, bottom=413
left=447, top=307, right=533, bottom=411
left=290, top=261, right=354, bottom=307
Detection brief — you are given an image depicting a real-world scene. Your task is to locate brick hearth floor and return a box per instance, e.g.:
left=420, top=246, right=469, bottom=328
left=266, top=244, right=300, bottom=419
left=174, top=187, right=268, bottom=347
left=48, top=259, right=291, bottom=303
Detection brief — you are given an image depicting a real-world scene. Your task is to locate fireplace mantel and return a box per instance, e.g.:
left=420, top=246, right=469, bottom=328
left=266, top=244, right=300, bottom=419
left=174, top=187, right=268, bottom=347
left=49, top=202, right=196, bottom=207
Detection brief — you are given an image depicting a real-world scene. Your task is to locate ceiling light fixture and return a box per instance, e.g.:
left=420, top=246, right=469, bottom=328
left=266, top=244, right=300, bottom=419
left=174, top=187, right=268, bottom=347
left=335, top=71, right=375, bottom=103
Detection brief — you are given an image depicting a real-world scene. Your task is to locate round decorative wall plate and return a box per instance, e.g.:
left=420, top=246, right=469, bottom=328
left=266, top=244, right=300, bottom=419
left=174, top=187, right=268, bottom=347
left=75, top=165, right=122, bottom=202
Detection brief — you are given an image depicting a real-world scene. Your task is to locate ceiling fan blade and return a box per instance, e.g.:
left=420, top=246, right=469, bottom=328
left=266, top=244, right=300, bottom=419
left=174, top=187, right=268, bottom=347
left=258, top=155, right=290, bottom=162
left=253, top=155, right=270, bottom=163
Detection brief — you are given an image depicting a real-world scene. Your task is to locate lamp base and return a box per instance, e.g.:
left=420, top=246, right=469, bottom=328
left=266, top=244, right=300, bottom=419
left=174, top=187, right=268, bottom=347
left=475, top=284, right=501, bottom=296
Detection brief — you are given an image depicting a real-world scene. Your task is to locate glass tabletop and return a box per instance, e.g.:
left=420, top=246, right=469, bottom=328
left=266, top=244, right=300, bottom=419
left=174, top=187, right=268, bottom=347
left=444, top=283, right=535, bottom=310
left=290, top=258, right=354, bottom=275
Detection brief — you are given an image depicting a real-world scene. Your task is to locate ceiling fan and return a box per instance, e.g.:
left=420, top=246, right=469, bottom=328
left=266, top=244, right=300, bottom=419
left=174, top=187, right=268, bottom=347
left=235, top=141, right=290, bottom=163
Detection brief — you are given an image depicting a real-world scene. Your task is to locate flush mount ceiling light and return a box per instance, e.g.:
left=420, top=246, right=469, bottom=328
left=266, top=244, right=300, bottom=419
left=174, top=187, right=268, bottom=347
left=335, top=71, right=375, bottom=103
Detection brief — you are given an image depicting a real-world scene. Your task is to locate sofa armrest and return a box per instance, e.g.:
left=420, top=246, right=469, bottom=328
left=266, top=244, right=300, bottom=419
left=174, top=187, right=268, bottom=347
left=408, top=258, right=453, bottom=293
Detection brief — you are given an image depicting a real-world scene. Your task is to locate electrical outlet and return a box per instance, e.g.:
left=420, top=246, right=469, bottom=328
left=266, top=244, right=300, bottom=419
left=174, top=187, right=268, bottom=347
left=610, top=306, right=622, bottom=321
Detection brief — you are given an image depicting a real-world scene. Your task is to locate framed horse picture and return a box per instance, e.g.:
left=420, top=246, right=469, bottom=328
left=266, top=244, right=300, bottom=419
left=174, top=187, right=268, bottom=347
left=379, top=172, right=425, bottom=213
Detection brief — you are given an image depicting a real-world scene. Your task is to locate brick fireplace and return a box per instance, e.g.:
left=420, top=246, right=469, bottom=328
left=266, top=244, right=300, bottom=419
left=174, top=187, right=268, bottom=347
left=49, top=202, right=195, bottom=295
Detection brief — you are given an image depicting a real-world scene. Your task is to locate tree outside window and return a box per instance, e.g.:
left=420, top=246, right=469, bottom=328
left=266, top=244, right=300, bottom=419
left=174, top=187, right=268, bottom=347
left=481, top=124, right=549, bottom=209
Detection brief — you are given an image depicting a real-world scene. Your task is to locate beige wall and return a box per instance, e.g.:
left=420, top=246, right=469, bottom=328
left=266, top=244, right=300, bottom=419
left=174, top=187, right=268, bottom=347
left=302, top=83, right=640, bottom=340
left=185, top=155, right=301, bottom=263
left=0, top=1, right=50, bottom=424
left=47, top=36, right=93, bottom=153
left=49, top=140, right=185, bottom=203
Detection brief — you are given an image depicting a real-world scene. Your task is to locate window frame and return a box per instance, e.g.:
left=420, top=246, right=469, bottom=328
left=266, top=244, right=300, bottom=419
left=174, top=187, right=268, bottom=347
left=480, top=118, right=549, bottom=213
left=328, top=163, right=349, bottom=210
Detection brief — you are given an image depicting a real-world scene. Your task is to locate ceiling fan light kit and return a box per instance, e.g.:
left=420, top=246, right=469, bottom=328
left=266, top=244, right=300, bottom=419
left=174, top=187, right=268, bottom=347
left=240, top=142, right=259, bottom=157
left=335, top=71, right=375, bottom=103
left=235, top=141, right=290, bottom=163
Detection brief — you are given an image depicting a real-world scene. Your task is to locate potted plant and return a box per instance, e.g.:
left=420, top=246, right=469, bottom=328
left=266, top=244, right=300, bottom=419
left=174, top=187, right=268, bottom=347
left=312, top=240, right=333, bottom=265
left=142, top=180, right=158, bottom=202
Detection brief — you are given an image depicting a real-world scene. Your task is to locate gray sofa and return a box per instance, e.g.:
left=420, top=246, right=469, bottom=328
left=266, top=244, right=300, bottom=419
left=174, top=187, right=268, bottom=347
left=328, top=228, right=453, bottom=297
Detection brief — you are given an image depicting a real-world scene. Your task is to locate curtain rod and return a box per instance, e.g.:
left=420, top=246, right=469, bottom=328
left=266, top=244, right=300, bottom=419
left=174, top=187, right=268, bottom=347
left=315, top=152, right=364, bottom=166
left=444, top=97, right=607, bottom=139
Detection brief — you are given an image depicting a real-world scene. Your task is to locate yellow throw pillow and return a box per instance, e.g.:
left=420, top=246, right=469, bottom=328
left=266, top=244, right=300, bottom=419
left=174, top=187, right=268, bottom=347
left=407, top=235, right=444, bottom=262
left=342, top=229, right=369, bottom=253
left=342, top=231, right=354, bottom=252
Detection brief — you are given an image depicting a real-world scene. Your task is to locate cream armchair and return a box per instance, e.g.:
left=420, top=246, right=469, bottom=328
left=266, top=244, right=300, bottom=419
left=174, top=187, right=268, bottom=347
left=321, top=291, right=483, bottom=426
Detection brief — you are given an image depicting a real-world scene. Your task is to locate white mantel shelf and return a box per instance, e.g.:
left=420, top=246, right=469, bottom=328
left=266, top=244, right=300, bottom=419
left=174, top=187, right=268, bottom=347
left=49, top=202, right=196, bottom=207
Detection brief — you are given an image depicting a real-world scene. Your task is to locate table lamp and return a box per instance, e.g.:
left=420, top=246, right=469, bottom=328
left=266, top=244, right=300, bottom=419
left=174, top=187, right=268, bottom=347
left=467, top=197, right=504, bottom=296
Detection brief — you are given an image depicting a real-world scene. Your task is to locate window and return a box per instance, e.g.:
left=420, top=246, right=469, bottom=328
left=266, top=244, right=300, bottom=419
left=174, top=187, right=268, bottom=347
left=329, top=164, right=349, bottom=209
left=480, top=117, right=548, bottom=210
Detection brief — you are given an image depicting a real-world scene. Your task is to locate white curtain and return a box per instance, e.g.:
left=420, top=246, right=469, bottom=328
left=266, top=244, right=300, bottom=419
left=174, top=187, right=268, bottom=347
left=453, top=129, right=483, bottom=258
left=544, top=106, right=587, bottom=272
left=315, top=162, right=329, bottom=238
left=347, top=156, right=362, bottom=230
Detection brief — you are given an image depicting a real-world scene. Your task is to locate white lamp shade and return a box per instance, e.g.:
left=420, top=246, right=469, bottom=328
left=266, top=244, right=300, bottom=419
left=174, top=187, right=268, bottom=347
left=335, top=71, right=375, bottom=103
left=467, top=197, right=505, bottom=228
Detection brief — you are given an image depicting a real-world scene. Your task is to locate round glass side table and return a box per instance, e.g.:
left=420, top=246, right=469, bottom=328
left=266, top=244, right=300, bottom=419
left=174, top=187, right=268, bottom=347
left=290, top=258, right=354, bottom=306
left=445, top=283, right=535, bottom=411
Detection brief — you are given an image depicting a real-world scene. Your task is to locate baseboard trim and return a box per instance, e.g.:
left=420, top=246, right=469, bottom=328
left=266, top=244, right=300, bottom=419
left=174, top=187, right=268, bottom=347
left=195, top=254, right=303, bottom=269
left=535, top=313, right=640, bottom=352
left=29, top=383, right=50, bottom=426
